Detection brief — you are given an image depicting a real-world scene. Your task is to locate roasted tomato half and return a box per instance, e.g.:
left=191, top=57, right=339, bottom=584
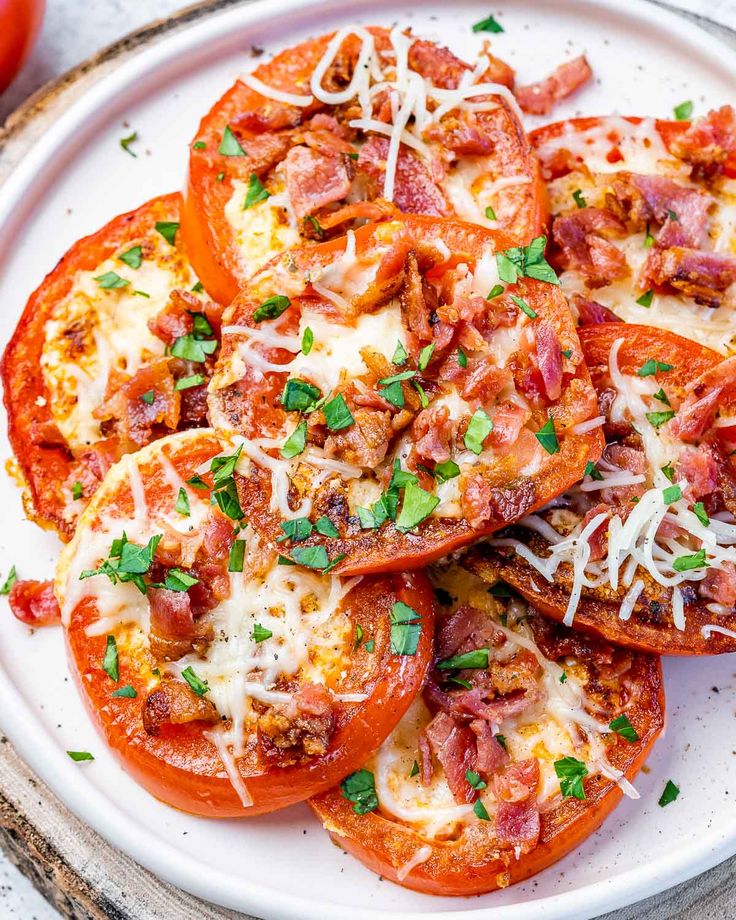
left=467, top=323, right=736, bottom=654
left=310, top=561, right=664, bottom=896
left=530, top=108, right=736, bottom=355
left=207, top=215, right=602, bottom=576
left=57, top=429, right=435, bottom=817
left=182, top=26, right=547, bottom=304
left=1, top=193, right=222, bottom=539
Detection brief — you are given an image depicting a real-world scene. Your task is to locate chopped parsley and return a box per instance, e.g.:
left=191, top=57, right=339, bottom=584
left=161, top=569, right=199, bottom=592
left=485, top=204, right=497, bottom=220
left=693, top=502, right=710, bottom=527
left=663, top=484, right=682, bottom=504
left=67, top=751, right=94, bottom=762
left=661, top=462, right=675, bottom=482
left=363, top=639, right=375, bottom=653
left=340, top=769, right=378, bottom=814
left=120, top=131, right=138, bottom=157
left=94, top=271, right=129, bottom=290
left=554, top=755, right=588, bottom=799
left=278, top=517, right=313, bottom=543
left=301, top=326, right=314, bottom=355
left=584, top=461, right=603, bottom=481
left=457, top=346, right=468, bottom=368
left=645, top=410, right=675, bottom=429
left=174, top=374, right=205, bottom=391
left=315, top=516, right=339, bottom=538
left=609, top=713, right=639, bottom=742
left=412, top=380, right=429, bottom=408
left=181, top=666, right=209, bottom=696
left=79, top=532, right=162, bottom=594
left=464, top=408, right=493, bottom=455
left=155, top=221, right=180, bottom=246
left=472, top=14, right=504, bottom=33
left=653, top=388, right=671, bottom=406
left=644, top=223, right=655, bottom=248
left=672, top=548, right=707, bottom=572
left=219, top=124, right=246, bottom=156
left=291, top=545, right=329, bottom=569
left=434, top=459, right=460, bottom=483
left=243, top=172, right=270, bottom=209
left=228, top=539, right=245, bottom=573
left=102, top=636, right=119, bottom=682
left=396, top=482, right=439, bottom=533
left=673, top=100, right=693, bottom=121
left=191, top=281, right=204, bottom=293
left=380, top=379, right=405, bottom=408
left=392, top=340, right=408, bottom=365
left=418, top=343, right=435, bottom=371
left=535, top=417, right=559, bottom=454
left=487, top=283, right=504, bottom=299
left=389, top=601, right=422, bottom=655
left=322, top=394, right=354, bottom=431
left=174, top=487, right=190, bottom=517
left=253, top=294, right=291, bottom=323
left=560, top=671, right=567, bottom=683
left=495, top=734, right=507, bottom=751
left=170, top=321, right=217, bottom=363
left=466, top=769, right=487, bottom=791
left=636, top=289, right=654, bottom=308
left=305, top=215, right=324, bottom=238
left=437, top=648, right=489, bottom=670
left=119, top=245, right=142, bottom=269
left=280, top=420, right=307, bottom=459
left=496, top=236, right=559, bottom=286
left=572, top=188, right=587, bottom=209
left=410, top=760, right=420, bottom=778
left=281, top=378, right=321, bottom=412
left=112, top=685, right=137, bottom=698
left=666, top=208, right=679, bottom=222
left=192, top=140, right=206, bottom=150
left=637, top=358, right=673, bottom=377
left=510, top=294, right=537, bottom=319
left=658, top=779, right=680, bottom=807
left=251, top=623, right=273, bottom=643
left=72, top=481, right=84, bottom=500
left=473, top=799, right=491, bottom=820
left=0, top=566, right=17, bottom=595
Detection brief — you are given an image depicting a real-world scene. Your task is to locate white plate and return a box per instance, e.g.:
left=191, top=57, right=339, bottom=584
left=0, top=1, right=735, bottom=917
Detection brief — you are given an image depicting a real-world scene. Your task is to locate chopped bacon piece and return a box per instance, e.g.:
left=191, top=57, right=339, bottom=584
left=599, top=444, right=647, bottom=506
left=461, top=356, right=512, bottom=403
left=148, top=289, right=197, bottom=344
left=357, top=136, right=448, bottom=216
left=93, top=360, right=180, bottom=451
left=671, top=356, right=736, bottom=441
left=515, top=55, right=592, bottom=116
left=572, top=292, right=623, bottom=325
left=481, top=52, right=516, bottom=91
left=470, top=719, right=509, bottom=775
left=142, top=679, right=218, bottom=734
left=258, top=683, right=336, bottom=759
left=461, top=475, right=536, bottom=529
left=222, top=128, right=295, bottom=176
left=579, top=503, right=610, bottom=561
left=669, top=105, right=736, bottom=177
left=284, top=146, right=353, bottom=220
left=534, top=321, right=563, bottom=401
left=316, top=199, right=397, bottom=231
left=407, top=39, right=469, bottom=90
left=323, top=407, right=392, bottom=468
left=412, top=406, right=456, bottom=464
left=486, top=402, right=528, bottom=451
left=645, top=247, right=736, bottom=308
left=425, top=112, right=495, bottom=156
left=147, top=587, right=201, bottom=662
left=552, top=207, right=628, bottom=287
left=699, top=562, right=736, bottom=606
left=301, top=114, right=356, bottom=156
left=424, top=711, right=476, bottom=804
left=613, top=175, right=713, bottom=249
left=449, top=686, right=536, bottom=724
left=8, top=580, right=61, bottom=627
left=677, top=446, right=718, bottom=501
left=419, top=729, right=434, bottom=786
left=436, top=603, right=501, bottom=659
left=71, top=439, right=121, bottom=496
left=495, top=799, right=541, bottom=853
left=492, top=758, right=540, bottom=803
left=399, top=251, right=435, bottom=341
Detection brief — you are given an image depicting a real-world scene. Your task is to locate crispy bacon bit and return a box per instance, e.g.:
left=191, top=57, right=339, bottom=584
left=407, top=39, right=469, bottom=90
left=645, top=247, right=736, bottom=308
left=317, top=199, right=397, bottom=231
left=71, top=439, right=121, bottom=497
left=412, top=406, right=456, bottom=463
left=424, top=711, right=477, bottom=804
left=400, top=251, right=435, bottom=341
left=425, top=111, right=495, bottom=156
left=552, top=207, right=628, bottom=287
left=613, top=174, right=713, bottom=249
left=668, top=105, right=736, bottom=177
left=515, top=55, right=592, bottom=115
left=323, top=407, right=392, bottom=468
left=495, top=799, right=541, bottom=853
left=671, top=356, right=736, bottom=441
left=470, top=719, right=509, bottom=774
left=677, top=446, right=718, bottom=501
left=462, top=475, right=536, bottom=529
left=437, top=603, right=502, bottom=659
left=93, top=359, right=180, bottom=451
left=492, top=758, right=540, bottom=803
left=284, top=146, right=353, bottom=220
left=142, top=679, right=218, bottom=735
left=699, top=562, right=736, bottom=606
left=572, top=292, right=623, bottom=325
left=486, top=402, right=528, bottom=451
left=258, top=683, right=335, bottom=759
left=357, top=136, right=448, bottom=216
left=147, top=587, right=209, bottom=662
left=462, top=356, right=512, bottom=403
left=419, top=729, right=434, bottom=786
left=534, top=322, right=563, bottom=401
left=481, top=52, right=516, bottom=91
left=579, top=503, right=610, bottom=561
left=148, top=290, right=196, bottom=344
left=8, top=580, right=61, bottom=627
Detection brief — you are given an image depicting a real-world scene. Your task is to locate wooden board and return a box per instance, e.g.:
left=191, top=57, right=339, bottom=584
left=1, top=1, right=735, bottom=917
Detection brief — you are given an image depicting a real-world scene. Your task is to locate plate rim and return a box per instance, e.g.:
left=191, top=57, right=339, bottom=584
left=1, top=0, right=736, bottom=917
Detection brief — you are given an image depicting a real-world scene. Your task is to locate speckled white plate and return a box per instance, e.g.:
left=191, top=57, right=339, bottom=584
left=0, top=1, right=735, bottom=917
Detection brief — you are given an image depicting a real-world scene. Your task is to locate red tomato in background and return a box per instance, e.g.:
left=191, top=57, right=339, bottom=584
left=0, top=0, right=45, bottom=93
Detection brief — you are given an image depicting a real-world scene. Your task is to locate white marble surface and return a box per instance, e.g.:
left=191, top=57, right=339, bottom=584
left=0, top=0, right=734, bottom=918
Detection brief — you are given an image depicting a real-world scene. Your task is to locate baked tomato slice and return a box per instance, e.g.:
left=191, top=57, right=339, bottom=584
left=529, top=108, right=736, bottom=355
left=467, top=322, right=736, bottom=654
left=310, top=560, right=664, bottom=896
left=183, top=26, right=546, bottom=304
left=57, top=429, right=435, bottom=817
left=207, top=215, right=602, bottom=576
left=1, top=193, right=222, bottom=540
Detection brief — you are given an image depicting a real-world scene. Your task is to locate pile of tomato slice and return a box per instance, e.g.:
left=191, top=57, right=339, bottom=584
left=4, top=20, right=736, bottom=900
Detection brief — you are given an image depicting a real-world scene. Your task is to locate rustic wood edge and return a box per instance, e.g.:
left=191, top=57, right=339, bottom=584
left=1, top=1, right=736, bottom=918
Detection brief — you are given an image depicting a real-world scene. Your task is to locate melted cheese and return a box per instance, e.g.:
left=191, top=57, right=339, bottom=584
left=40, top=239, right=198, bottom=449
left=224, top=180, right=300, bottom=278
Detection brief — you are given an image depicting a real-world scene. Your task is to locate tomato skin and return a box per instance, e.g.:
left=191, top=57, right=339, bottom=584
left=183, top=29, right=547, bottom=304
left=0, top=0, right=44, bottom=92
left=468, top=324, right=736, bottom=655
left=61, top=431, right=437, bottom=817
left=311, top=648, right=664, bottom=896
left=213, top=215, right=603, bottom=576
left=1, top=193, right=184, bottom=540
